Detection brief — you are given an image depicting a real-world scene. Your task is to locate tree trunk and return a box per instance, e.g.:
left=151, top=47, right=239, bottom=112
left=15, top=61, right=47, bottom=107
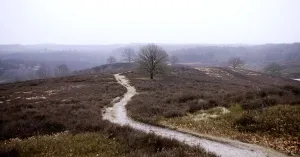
left=150, top=72, right=154, bottom=79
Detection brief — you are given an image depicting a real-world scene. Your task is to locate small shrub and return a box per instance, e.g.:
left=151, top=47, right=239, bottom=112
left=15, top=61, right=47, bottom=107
left=177, top=94, right=198, bottom=103
left=262, top=95, right=279, bottom=107
left=242, top=99, right=263, bottom=109
left=164, top=110, right=185, bottom=118
left=208, top=99, right=218, bottom=107
left=0, top=149, right=19, bottom=157
left=244, top=91, right=255, bottom=100
left=242, top=95, right=279, bottom=110
left=188, top=99, right=209, bottom=113
left=41, top=121, right=66, bottom=133
left=235, top=111, right=260, bottom=132
left=282, top=85, right=300, bottom=95
left=29, top=82, right=40, bottom=86
left=235, top=105, right=300, bottom=137
left=258, top=88, right=284, bottom=97
left=188, top=103, right=203, bottom=113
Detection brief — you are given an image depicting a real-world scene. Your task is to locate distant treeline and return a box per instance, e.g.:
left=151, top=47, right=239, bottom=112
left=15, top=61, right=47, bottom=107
left=0, top=43, right=299, bottom=83
left=171, top=43, right=300, bottom=66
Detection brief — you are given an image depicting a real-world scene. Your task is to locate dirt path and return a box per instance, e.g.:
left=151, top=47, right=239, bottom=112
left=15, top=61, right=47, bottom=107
left=103, top=74, right=287, bottom=157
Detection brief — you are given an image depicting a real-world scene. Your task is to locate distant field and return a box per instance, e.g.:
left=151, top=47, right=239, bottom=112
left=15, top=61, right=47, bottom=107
left=125, top=67, right=300, bottom=155
left=0, top=73, right=215, bottom=157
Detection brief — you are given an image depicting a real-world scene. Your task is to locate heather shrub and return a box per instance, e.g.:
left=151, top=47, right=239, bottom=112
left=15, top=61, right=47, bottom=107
left=235, top=105, right=300, bottom=137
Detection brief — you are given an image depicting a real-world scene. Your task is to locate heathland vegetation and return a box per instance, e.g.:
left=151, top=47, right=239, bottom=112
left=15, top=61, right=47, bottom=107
left=0, top=73, right=215, bottom=157
left=1, top=43, right=300, bottom=156
left=125, top=66, right=300, bottom=155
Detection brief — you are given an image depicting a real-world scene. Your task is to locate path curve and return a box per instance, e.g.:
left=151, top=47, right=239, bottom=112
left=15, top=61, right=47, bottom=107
left=103, top=73, right=286, bottom=157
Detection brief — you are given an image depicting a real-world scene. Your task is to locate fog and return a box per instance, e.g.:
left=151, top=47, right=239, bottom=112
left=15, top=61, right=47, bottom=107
left=1, top=0, right=300, bottom=83
left=1, top=0, right=300, bottom=44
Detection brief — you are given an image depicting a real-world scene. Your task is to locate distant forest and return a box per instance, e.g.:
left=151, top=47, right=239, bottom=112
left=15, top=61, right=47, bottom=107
left=0, top=43, right=299, bottom=83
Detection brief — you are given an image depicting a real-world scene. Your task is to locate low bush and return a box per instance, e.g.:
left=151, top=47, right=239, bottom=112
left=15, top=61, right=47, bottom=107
left=187, top=99, right=210, bottom=113
left=282, top=85, right=300, bottom=95
left=164, top=109, right=185, bottom=118
left=235, top=105, right=300, bottom=137
left=242, top=98, right=263, bottom=109
left=242, top=95, right=280, bottom=109
left=104, top=125, right=214, bottom=156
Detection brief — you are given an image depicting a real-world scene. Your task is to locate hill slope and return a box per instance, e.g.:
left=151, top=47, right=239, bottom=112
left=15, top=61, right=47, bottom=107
left=0, top=73, right=214, bottom=157
left=75, top=62, right=138, bottom=75
left=125, top=67, right=300, bottom=155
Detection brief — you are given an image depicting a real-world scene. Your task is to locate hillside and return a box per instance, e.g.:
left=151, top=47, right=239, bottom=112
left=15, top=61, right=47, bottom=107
left=74, top=62, right=138, bottom=75
left=0, top=73, right=213, bottom=157
left=1, top=66, right=300, bottom=156
left=282, top=62, right=300, bottom=78
left=125, top=67, right=300, bottom=155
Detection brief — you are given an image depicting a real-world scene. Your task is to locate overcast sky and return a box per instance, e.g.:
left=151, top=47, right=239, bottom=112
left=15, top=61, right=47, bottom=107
left=1, top=0, right=300, bottom=45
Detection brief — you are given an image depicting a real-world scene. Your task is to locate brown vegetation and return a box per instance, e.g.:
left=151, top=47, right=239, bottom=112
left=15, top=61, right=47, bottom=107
left=0, top=74, right=126, bottom=139
left=125, top=66, right=300, bottom=122
left=159, top=104, right=300, bottom=155
left=1, top=125, right=215, bottom=157
left=0, top=73, right=215, bottom=157
left=125, top=66, right=300, bottom=155
left=74, top=62, right=138, bottom=75
left=235, top=105, right=300, bottom=137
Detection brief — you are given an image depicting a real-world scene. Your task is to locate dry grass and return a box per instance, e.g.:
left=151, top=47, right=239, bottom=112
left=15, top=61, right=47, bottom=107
left=1, top=126, right=216, bottom=157
left=125, top=66, right=300, bottom=155
left=235, top=105, right=300, bottom=137
left=1, top=132, right=121, bottom=157
left=158, top=104, right=300, bottom=155
left=0, top=73, right=216, bottom=157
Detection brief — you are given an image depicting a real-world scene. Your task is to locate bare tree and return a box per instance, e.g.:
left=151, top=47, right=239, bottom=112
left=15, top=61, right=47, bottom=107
left=137, top=44, right=169, bottom=79
left=228, top=57, right=244, bottom=68
left=55, top=64, right=69, bottom=77
left=264, top=62, right=282, bottom=76
left=122, top=48, right=136, bottom=63
left=107, top=56, right=116, bottom=64
left=170, top=55, right=179, bottom=65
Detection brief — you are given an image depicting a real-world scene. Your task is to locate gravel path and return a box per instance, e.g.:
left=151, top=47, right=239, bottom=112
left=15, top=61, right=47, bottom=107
left=103, top=73, right=287, bottom=157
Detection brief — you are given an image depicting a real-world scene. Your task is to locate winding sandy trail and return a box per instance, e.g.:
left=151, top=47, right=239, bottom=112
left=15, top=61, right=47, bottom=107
left=103, top=73, right=286, bottom=157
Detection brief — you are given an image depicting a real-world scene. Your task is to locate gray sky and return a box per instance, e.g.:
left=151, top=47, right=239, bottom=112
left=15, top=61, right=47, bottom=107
left=1, top=0, right=300, bottom=44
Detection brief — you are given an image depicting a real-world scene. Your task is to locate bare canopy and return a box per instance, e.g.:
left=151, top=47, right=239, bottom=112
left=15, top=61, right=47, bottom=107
left=137, top=44, right=169, bottom=79
left=228, top=57, right=244, bottom=69
left=122, top=48, right=136, bottom=63
left=107, top=56, right=116, bottom=64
